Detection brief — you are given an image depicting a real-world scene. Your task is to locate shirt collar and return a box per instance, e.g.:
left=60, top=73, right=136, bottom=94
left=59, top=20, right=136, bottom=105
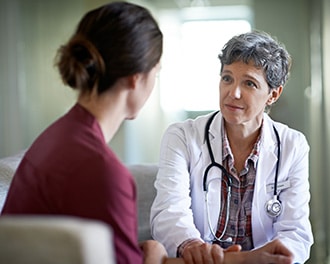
left=221, top=118, right=263, bottom=169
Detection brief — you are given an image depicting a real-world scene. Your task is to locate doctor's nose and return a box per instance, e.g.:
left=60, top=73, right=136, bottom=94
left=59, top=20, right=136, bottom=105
left=228, top=85, right=241, bottom=99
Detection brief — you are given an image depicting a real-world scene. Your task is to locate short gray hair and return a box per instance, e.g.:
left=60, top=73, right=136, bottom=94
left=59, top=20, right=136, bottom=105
left=218, top=30, right=291, bottom=90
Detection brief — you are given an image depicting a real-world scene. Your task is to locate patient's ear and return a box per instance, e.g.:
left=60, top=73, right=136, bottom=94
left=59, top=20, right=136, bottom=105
left=126, top=74, right=142, bottom=90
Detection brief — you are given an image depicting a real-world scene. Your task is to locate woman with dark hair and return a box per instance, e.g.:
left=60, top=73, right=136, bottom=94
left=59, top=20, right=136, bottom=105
left=2, top=2, right=164, bottom=263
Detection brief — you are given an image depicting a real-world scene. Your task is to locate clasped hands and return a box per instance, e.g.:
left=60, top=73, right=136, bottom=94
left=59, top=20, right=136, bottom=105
left=181, top=239, right=293, bottom=264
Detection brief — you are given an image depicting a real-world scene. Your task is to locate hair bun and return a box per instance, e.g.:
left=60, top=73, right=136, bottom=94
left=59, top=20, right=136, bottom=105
left=56, top=36, right=105, bottom=91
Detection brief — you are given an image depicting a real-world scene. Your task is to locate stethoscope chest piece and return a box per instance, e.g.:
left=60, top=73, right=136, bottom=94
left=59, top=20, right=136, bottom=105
left=265, top=196, right=282, bottom=218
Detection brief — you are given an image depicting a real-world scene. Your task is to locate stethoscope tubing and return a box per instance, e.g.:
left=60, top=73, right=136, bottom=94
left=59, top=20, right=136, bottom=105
left=203, top=111, right=281, bottom=243
left=272, top=124, right=281, bottom=196
left=204, top=177, right=231, bottom=242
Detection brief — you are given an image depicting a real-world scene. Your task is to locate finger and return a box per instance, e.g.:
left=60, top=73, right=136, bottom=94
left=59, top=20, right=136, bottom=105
left=224, top=244, right=242, bottom=253
left=262, top=239, right=293, bottom=259
left=265, top=254, right=293, bottom=264
left=210, top=244, right=225, bottom=264
left=272, top=240, right=294, bottom=258
left=199, top=243, right=214, bottom=264
left=183, top=247, right=203, bottom=264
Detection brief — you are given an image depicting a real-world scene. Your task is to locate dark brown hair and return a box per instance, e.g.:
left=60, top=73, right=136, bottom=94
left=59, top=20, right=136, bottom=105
left=56, top=1, right=163, bottom=94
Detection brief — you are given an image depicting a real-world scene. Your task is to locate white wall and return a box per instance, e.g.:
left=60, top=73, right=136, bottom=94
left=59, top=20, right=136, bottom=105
left=0, top=0, right=82, bottom=157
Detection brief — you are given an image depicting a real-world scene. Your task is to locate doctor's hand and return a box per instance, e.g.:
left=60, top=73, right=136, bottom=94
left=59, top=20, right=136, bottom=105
left=247, top=239, right=293, bottom=264
left=223, top=239, right=293, bottom=264
left=182, top=240, right=241, bottom=264
left=181, top=239, right=292, bottom=264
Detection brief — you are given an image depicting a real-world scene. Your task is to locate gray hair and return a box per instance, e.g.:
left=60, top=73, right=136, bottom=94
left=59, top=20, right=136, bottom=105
left=218, top=30, right=291, bottom=90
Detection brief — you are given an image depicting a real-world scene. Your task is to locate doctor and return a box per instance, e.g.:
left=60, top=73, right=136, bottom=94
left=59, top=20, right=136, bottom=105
left=150, top=30, right=313, bottom=263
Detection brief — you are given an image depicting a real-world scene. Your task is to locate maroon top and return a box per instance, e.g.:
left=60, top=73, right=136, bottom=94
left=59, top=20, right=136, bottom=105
left=1, top=103, right=143, bottom=264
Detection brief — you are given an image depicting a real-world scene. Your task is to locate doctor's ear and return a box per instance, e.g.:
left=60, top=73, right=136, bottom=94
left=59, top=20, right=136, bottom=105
left=267, top=86, right=283, bottom=105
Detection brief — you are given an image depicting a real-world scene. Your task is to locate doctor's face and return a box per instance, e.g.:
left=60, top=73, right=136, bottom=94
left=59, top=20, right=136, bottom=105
left=219, top=60, right=275, bottom=129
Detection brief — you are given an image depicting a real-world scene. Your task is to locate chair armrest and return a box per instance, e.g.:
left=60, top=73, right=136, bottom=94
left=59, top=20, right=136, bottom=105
left=0, top=216, right=116, bottom=264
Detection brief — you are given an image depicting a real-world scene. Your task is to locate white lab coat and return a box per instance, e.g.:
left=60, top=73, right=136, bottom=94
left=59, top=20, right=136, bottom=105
left=150, top=111, right=313, bottom=263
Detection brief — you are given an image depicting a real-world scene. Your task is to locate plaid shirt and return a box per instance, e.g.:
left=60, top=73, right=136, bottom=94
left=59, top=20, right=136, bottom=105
left=213, top=123, right=261, bottom=250
left=177, top=122, right=263, bottom=256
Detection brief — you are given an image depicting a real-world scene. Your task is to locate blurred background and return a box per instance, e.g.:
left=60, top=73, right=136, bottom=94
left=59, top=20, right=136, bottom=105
left=0, top=0, right=329, bottom=262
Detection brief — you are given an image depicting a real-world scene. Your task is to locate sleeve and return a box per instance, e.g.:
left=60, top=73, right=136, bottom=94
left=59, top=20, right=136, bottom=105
left=273, top=131, right=313, bottom=263
left=62, top=154, right=143, bottom=264
left=150, top=123, right=203, bottom=257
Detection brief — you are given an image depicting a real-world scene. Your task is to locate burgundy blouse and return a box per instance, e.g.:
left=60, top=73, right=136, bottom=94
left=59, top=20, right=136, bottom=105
left=2, top=104, right=143, bottom=264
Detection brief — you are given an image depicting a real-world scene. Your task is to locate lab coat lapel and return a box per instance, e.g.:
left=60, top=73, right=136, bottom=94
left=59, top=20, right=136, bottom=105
left=255, top=131, right=278, bottom=195
left=201, top=112, right=223, bottom=241
left=252, top=115, right=278, bottom=246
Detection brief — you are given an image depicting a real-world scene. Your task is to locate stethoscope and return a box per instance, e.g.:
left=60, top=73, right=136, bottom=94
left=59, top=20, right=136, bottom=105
left=203, top=111, right=282, bottom=243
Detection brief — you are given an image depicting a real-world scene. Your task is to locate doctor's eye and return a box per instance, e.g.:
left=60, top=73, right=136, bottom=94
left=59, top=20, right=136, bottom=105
left=221, top=75, right=232, bottom=83
left=245, top=80, right=257, bottom=89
